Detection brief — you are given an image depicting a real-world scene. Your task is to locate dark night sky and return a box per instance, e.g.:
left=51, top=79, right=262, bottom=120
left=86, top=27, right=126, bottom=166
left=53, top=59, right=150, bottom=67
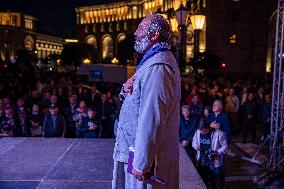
left=0, top=0, right=119, bottom=38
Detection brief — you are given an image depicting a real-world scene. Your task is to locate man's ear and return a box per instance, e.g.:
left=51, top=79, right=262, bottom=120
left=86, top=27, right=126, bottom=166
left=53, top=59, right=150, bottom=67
left=151, top=31, right=159, bottom=41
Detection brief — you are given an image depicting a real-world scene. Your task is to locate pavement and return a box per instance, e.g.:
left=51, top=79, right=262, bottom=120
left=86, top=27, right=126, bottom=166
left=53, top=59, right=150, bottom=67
left=0, top=137, right=206, bottom=189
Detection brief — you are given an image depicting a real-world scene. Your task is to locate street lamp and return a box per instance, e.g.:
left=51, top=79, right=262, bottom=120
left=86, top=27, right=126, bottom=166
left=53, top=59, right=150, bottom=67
left=175, top=2, right=206, bottom=69
left=175, top=4, right=189, bottom=68
left=190, top=14, right=205, bottom=56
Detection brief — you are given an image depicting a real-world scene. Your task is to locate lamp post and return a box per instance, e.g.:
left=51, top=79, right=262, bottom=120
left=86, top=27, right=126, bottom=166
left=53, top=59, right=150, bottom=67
left=175, top=5, right=188, bottom=69
left=175, top=1, right=206, bottom=70
left=190, top=14, right=206, bottom=57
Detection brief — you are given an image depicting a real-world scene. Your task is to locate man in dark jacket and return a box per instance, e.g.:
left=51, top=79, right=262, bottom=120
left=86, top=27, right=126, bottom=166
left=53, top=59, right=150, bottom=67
left=43, top=104, right=66, bottom=138
left=179, top=105, right=199, bottom=162
left=261, top=93, right=271, bottom=141
left=242, top=92, right=259, bottom=143
left=62, top=95, right=78, bottom=138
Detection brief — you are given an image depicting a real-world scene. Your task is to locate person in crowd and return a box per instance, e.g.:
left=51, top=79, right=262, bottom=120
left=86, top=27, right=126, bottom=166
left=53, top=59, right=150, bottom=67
left=90, top=84, right=101, bottom=108
left=242, top=92, right=259, bottom=143
left=225, top=88, right=240, bottom=131
left=0, top=104, right=21, bottom=136
left=63, top=95, right=79, bottom=138
left=80, top=107, right=99, bottom=138
left=179, top=105, right=199, bottom=163
left=15, top=98, right=29, bottom=136
left=26, top=90, right=40, bottom=111
left=261, top=93, right=271, bottom=141
left=97, top=93, right=115, bottom=138
left=107, top=91, right=118, bottom=115
left=49, top=95, right=58, bottom=107
left=189, top=94, right=203, bottom=117
left=73, top=100, right=88, bottom=137
left=208, top=88, right=223, bottom=108
left=43, top=104, right=66, bottom=138
left=207, top=100, right=231, bottom=144
left=192, top=116, right=228, bottom=189
left=27, top=103, right=44, bottom=137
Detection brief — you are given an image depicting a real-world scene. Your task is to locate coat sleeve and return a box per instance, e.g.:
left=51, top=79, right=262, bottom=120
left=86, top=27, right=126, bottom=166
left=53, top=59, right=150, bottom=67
left=132, top=64, right=174, bottom=173
left=216, top=130, right=228, bottom=154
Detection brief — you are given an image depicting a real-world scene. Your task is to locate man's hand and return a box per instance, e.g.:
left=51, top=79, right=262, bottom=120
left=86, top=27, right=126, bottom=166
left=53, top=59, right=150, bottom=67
left=132, top=167, right=146, bottom=181
left=123, top=76, right=136, bottom=95
left=182, top=140, right=189, bottom=147
left=210, top=121, right=220, bottom=129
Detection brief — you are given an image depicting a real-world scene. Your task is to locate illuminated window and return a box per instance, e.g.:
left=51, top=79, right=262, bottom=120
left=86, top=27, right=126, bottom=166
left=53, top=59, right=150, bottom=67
left=124, top=22, right=127, bottom=30
left=24, top=35, right=34, bottom=51
left=229, top=34, right=237, bottom=44
left=86, top=35, right=97, bottom=48
left=109, top=23, right=113, bottom=32
left=25, top=19, right=33, bottom=30
left=132, top=6, right=138, bottom=19
left=102, top=35, right=113, bottom=59
left=92, top=24, right=96, bottom=32
left=116, top=22, right=120, bottom=31
left=85, top=25, right=89, bottom=33
left=101, top=24, right=105, bottom=32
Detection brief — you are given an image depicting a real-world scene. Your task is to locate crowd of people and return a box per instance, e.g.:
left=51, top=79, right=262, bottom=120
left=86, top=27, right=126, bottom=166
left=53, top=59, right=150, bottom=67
left=0, top=67, right=121, bottom=138
left=179, top=76, right=272, bottom=188
left=1, top=61, right=273, bottom=188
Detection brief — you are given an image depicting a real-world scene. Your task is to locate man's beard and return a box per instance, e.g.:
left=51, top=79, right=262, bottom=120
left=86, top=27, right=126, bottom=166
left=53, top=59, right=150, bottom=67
left=134, top=34, right=152, bottom=54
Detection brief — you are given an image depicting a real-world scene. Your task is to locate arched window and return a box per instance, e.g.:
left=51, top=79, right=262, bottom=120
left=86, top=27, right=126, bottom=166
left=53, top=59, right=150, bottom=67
left=86, top=35, right=97, bottom=48
left=102, top=35, right=113, bottom=59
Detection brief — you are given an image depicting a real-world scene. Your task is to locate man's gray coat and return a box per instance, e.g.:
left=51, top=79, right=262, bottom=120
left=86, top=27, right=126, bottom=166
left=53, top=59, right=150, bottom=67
left=113, top=50, right=180, bottom=189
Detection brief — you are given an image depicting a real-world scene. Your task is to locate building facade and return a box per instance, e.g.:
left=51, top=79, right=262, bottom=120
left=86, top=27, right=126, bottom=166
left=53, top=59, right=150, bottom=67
left=206, top=0, right=277, bottom=77
left=75, top=0, right=207, bottom=64
left=0, top=11, right=64, bottom=62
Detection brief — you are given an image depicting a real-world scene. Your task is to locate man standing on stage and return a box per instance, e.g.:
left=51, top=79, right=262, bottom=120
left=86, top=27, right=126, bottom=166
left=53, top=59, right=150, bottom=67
left=112, top=14, right=180, bottom=189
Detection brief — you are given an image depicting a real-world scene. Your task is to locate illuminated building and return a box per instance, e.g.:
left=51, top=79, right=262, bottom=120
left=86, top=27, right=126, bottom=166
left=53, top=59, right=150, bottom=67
left=75, top=0, right=207, bottom=64
left=0, top=11, right=64, bottom=61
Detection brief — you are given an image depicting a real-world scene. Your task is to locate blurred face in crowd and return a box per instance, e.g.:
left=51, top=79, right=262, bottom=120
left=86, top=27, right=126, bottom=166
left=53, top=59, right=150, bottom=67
left=212, top=100, right=223, bottom=113
left=31, top=90, right=38, bottom=98
left=79, top=101, right=86, bottom=109
left=181, top=107, right=191, bottom=118
left=44, top=92, right=51, bottom=100
left=192, top=95, right=199, bottom=105
left=204, top=108, right=209, bottom=117
left=243, top=87, right=248, bottom=93
left=17, top=98, right=25, bottom=107
left=107, top=91, right=112, bottom=99
left=69, top=96, right=76, bottom=105
left=211, top=89, right=217, bottom=96
left=184, top=83, right=190, bottom=91
left=50, top=95, right=58, bottom=104
left=0, top=99, right=2, bottom=108
left=3, top=97, right=9, bottom=105
left=87, top=110, right=96, bottom=119
left=32, top=104, right=39, bottom=112
left=191, top=88, right=197, bottom=95
left=264, top=94, right=271, bottom=103
left=229, top=88, right=235, bottom=96
left=4, top=108, right=13, bottom=116
left=91, top=86, right=97, bottom=93
left=248, top=93, right=254, bottom=101
left=49, top=107, right=58, bottom=115
left=101, top=94, right=107, bottom=103
left=58, top=87, right=63, bottom=95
